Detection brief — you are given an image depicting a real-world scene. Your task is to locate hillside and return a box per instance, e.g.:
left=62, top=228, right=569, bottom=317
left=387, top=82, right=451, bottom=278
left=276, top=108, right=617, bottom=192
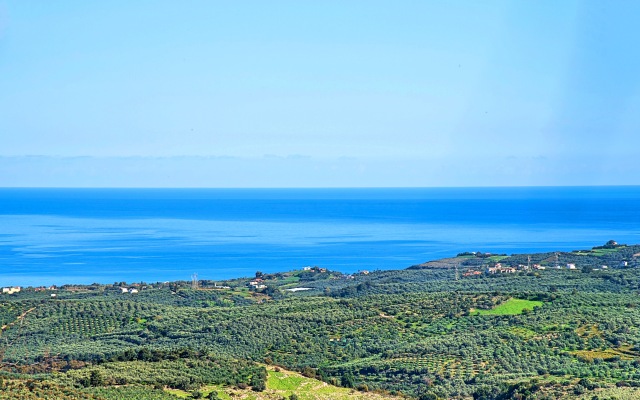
left=3, top=241, right=640, bottom=399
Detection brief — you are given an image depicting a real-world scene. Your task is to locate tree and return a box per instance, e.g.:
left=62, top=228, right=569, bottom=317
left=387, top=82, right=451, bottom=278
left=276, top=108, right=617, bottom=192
left=341, top=372, right=356, bottom=388
left=89, top=370, right=104, bottom=387
left=250, top=374, right=266, bottom=392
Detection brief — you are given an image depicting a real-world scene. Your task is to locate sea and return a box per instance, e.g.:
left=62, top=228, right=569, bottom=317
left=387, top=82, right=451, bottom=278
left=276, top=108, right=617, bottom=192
left=1, top=187, right=639, bottom=286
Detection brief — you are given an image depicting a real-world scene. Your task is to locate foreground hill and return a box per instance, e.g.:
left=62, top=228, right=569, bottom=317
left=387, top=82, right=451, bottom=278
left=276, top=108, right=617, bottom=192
left=0, top=366, right=403, bottom=400
left=2, top=241, right=640, bottom=399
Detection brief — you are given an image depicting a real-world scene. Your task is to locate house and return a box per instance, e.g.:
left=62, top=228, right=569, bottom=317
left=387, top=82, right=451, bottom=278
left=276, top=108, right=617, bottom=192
left=129, top=288, right=139, bottom=294
left=567, top=263, right=576, bottom=270
left=601, top=265, right=608, bottom=269
left=213, top=283, right=231, bottom=289
left=360, top=270, right=369, bottom=275
left=303, top=266, right=312, bottom=271
left=463, top=270, right=482, bottom=277
left=120, top=287, right=129, bottom=293
left=255, top=284, right=266, bottom=289
left=487, top=266, right=516, bottom=274
left=620, top=261, right=628, bottom=267
left=2, top=287, right=21, bottom=295
left=50, top=293, right=57, bottom=297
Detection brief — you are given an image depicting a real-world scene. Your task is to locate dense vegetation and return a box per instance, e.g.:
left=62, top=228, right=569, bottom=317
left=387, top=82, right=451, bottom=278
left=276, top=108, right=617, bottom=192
left=2, top=242, right=640, bottom=399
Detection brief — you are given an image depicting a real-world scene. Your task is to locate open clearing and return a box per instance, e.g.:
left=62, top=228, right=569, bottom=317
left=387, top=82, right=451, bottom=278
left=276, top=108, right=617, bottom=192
left=164, top=367, right=402, bottom=400
left=473, top=298, right=543, bottom=315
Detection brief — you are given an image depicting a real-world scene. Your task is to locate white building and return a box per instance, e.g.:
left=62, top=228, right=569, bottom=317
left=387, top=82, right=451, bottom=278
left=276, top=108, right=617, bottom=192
left=2, top=287, right=21, bottom=294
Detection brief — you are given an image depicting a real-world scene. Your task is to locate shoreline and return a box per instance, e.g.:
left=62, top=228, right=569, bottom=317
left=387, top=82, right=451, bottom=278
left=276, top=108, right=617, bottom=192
left=3, top=240, right=637, bottom=289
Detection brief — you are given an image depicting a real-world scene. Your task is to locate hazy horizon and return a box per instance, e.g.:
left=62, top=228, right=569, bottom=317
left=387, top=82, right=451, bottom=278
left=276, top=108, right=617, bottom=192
left=1, top=1, right=639, bottom=187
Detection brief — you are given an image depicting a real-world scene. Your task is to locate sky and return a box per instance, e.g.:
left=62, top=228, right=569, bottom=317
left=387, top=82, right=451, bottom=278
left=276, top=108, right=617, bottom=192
left=1, top=1, right=639, bottom=187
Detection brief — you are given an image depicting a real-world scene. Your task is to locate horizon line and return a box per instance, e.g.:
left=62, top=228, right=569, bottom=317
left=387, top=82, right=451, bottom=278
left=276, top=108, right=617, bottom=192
left=1, top=185, right=640, bottom=190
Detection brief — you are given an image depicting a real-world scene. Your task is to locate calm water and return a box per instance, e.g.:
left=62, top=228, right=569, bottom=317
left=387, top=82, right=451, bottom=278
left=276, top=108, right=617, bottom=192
left=1, top=187, right=639, bottom=286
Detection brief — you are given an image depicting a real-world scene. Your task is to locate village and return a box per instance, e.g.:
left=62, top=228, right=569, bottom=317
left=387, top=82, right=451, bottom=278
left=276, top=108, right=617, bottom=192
left=1, top=246, right=635, bottom=297
left=463, top=261, right=615, bottom=277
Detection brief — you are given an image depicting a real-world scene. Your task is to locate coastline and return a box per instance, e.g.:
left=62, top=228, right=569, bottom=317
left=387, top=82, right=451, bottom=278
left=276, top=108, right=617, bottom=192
left=2, top=186, right=640, bottom=287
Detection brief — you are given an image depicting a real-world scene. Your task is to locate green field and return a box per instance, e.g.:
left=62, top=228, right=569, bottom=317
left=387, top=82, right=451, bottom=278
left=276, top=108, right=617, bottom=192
left=573, top=245, right=627, bottom=257
left=473, top=298, right=543, bottom=315
left=264, top=369, right=399, bottom=400
left=162, top=369, right=402, bottom=400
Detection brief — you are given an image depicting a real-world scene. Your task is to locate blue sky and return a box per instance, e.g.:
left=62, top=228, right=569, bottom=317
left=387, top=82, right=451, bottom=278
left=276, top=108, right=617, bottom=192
left=1, top=1, right=639, bottom=187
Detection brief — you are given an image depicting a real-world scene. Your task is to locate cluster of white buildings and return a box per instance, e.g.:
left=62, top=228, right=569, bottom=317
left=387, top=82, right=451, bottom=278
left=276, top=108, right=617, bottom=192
left=487, top=264, right=517, bottom=274
left=120, top=287, right=139, bottom=294
left=486, top=262, right=617, bottom=274
left=249, top=279, right=266, bottom=289
left=486, top=262, right=549, bottom=274
left=2, top=286, right=21, bottom=295
left=212, top=283, right=231, bottom=289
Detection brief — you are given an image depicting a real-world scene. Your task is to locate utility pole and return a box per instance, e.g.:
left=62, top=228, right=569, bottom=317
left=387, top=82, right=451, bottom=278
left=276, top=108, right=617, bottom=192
left=455, top=264, right=459, bottom=281
left=191, top=273, right=199, bottom=290
left=527, top=255, right=531, bottom=270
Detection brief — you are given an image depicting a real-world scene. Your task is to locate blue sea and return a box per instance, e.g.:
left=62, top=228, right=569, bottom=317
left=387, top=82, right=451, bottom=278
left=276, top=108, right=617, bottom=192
left=1, top=187, right=639, bottom=286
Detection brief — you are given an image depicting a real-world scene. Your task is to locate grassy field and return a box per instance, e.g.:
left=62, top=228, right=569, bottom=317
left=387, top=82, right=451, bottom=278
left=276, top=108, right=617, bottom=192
left=473, top=298, right=543, bottom=315
left=573, top=246, right=626, bottom=256
left=264, top=368, right=400, bottom=400
left=163, top=367, right=402, bottom=400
